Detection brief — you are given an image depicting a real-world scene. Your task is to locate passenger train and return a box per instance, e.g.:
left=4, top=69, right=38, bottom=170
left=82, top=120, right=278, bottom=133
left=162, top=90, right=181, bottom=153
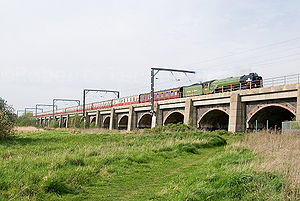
left=35, top=73, right=262, bottom=117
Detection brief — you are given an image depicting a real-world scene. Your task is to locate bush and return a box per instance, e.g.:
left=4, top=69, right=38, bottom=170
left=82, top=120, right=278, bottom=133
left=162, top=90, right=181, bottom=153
left=70, top=114, right=81, bottom=128
left=0, top=98, right=15, bottom=139
left=49, top=120, right=59, bottom=128
left=149, top=123, right=197, bottom=133
left=89, top=122, right=96, bottom=128
left=212, top=130, right=234, bottom=136
left=0, top=98, right=16, bottom=123
left=0, top=112, right=14, bottom=139
left=16, top=113, right=37, bottom=127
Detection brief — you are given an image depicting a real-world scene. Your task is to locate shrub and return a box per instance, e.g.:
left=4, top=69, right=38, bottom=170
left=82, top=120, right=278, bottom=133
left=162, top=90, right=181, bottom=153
left=0, top=112, right=14, bottom=139
left=49, top=120, right=59, bottom=128
left=16, top=113, right=37, bottom=127
left=149, top=123, right=197, bottom=133
left=212, top=130, right=234, bottom=136
left=0, top=98, right=15, bottom=140
left=71, top=114, right=81, bottom=128
left=89, top=122, right=96, bottom=128
left=0, top=98, right=16, bottom=123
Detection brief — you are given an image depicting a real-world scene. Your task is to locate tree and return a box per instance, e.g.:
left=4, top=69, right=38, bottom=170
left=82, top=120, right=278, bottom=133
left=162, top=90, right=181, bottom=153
left=0, top=97, right=15, bottom=139
left=16, top=113, right=37, bottom=127
left=0, top=98, right=17, bottom=123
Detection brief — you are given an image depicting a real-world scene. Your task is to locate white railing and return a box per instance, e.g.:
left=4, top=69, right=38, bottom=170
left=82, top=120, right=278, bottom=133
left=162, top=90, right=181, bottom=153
left=263, top=74, right=300, bottom=87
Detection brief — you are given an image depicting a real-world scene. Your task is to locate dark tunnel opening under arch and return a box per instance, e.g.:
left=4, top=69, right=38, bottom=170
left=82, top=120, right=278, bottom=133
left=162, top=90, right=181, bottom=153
left=62, top=118, right=67, bottom=128
left=199, top=110, right=229, bottom=131
left=90, top=117, right=96, bottom=124
left=138, top=114, right=152, bottom=129
left=103, top=117, right=110, bottom=129
left=164, top=112, right=184, bottom=125
left=118, top=116, right=128, bottom=130
left=248, top=106, right=295, bottom=130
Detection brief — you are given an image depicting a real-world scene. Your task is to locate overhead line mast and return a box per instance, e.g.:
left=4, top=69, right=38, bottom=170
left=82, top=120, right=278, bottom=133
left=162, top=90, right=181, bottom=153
left=35, top=104, right=58, bottom=116
left=25, top=107, right=42, bottom=115
left=52, top=99, right=81, bottom=118
left=150, top=67, right=195, bottom=128
left=82, top=89, right=119, bottom=128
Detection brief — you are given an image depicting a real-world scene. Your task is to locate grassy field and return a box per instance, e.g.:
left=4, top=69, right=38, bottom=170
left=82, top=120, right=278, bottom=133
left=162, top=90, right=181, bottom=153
left=0, top=128, right=298, bottom=201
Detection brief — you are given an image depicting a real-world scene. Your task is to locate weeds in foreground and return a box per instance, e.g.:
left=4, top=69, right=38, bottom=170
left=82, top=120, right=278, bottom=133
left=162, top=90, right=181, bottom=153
left=236, top=132, right=300, bottom=200
left=146, top=123, right=197, bottom=133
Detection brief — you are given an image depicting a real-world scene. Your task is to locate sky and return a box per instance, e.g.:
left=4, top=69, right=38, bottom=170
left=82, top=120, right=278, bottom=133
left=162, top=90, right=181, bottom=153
left=1, top=0, right=300, bottom=112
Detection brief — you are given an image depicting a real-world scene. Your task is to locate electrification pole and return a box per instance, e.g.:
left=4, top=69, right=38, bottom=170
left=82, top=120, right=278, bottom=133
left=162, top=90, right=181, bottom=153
left=17, top=110, right=26, bottom=117
left=25, top=108, right=41, bottom=115
left=82, top=89, right=119, bottom=128
left=52, top=99, right=80, bottom=118
left=35, top=104, right=58, bottom=117
left=150, top=67, right=195, bottom=127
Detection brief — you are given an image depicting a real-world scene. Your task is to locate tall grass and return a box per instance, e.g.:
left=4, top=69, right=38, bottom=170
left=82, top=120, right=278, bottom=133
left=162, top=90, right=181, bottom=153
left=236, top=132, right=300, bottom=200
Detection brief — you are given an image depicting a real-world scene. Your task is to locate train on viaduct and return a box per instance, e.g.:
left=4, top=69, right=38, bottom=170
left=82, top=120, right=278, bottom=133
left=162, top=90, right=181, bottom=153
left=35, top=74, right=300, bottom=133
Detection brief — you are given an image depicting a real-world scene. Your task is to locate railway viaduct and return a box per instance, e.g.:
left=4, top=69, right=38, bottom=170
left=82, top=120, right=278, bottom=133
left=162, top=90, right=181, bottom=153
left=38, top=83, right=300, bottom=133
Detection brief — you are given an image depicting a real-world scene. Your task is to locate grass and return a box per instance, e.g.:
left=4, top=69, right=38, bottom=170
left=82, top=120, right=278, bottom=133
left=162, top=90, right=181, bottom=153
left=0, top=129, right=297, bottom=200
left=236, top=132, right=300, bottom=200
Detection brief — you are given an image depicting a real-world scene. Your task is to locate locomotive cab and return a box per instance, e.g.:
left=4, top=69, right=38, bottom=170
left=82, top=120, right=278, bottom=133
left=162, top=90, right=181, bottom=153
left=240, top=73, right=263, bottom=88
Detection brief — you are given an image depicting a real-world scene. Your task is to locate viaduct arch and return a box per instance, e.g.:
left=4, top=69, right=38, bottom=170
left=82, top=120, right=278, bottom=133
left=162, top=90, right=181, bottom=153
left=138, top=113, right=152, bottom=128
left=103, top=116, right=110, bottom=129
left=164, top=111, right=184, bottom=125
left=90, top=116, right=96, bottom=124
left=118, top=115, right=128, bottom=130
left=247, top=104, right=296, bottom=130
left=198, top=109, right=229, bottom=131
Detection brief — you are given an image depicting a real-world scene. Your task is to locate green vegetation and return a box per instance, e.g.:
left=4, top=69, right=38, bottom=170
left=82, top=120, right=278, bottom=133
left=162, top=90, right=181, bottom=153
left=0, top=112, right=14, bottom=140
left=70, top=114, right=82, bottom=128
left=147, top=123, right=197, bottom=133
left=49, top=120, right=59, bottom=128
left=0, top=97, right=16, bottom=139
left=16, top=113, right=38, bottom=127
left=0, top=128, right=293, bottom=201
left=0, top=97, right=16, bottom=123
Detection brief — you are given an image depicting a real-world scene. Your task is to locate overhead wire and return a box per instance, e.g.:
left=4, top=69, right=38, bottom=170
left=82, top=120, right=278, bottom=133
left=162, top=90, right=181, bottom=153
left=186, top=36, right=300, bottom=68
left=119, top=37, right=300, bottom=97
left=47, top=37, right=300, bottom=107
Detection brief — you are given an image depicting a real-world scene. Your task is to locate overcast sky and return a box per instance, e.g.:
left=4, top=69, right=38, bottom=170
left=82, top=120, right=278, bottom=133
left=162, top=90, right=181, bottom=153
left=1, top=0, right=300, bottom=111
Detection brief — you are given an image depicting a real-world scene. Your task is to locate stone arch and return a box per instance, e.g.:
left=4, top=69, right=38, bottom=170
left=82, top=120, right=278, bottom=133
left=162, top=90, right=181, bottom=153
left=45, top=119, right=49, bottom=127
left=118, top=115, right=128, bottom=130
left=138, top=113, right=152, bottom=129
left=62, top=118, right=67, bottom=128
left=80, top=116, right=85, bottom=123
left=90, top=116, right=96, bottom=124
left=198, top=109, right=229, bottom=131
left=103, top=116, right=110, bottom=129
left=164, top=112, right=184, bottom=125
left=41, top=119, right=45, bottom=127
left=247, top=104, right=296, bottom=130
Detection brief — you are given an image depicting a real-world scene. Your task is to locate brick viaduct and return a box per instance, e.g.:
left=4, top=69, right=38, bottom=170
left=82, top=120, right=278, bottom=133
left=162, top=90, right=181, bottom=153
left=38, top=83, right=300, bottom=133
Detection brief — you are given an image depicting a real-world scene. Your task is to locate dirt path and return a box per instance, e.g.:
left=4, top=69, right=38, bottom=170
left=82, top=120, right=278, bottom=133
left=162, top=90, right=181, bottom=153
left=14, top=127, right=44, bottom=133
